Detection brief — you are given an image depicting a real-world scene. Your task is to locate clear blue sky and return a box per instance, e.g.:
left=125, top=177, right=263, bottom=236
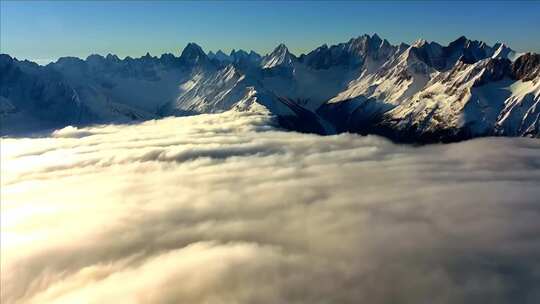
left=1, top=0, right=539, bottom=63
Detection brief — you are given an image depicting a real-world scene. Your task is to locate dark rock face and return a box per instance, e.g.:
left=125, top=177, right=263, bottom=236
left=487, top=58, right=512, bottom=81
left=372, top=123, right=480, bottom=144
left=443, top=37, right=494, bottom=66
left=317, top=97, right=394, bottom=134
left=458, top=52, right=479, bottom=65
left=0, top=54, right=17, bottom=82
left=299, top=34, right=396, bottom=70
left=413, top=36, right=498, bottom=71
left=512, top=53, right=540, bottom=81
left=316, top=99, right=479, bottom=144
left=180, top=43, right=210, bottom=66
left=2, top=36, right=539, bottom=141
left=260, top=44, right=296, bottom=77
left=275, top=97, right=327, bottom=135
left=159, top=53, right=181, bottom=67
left=470, top=53, right=540, bottom=87
left=303, top=45, right=357, bottom=69
left=0, top=56, right=95, bottom=135
left=411, top=41, right=445, bottom=70
left=473, top=58, right=512, bottom=87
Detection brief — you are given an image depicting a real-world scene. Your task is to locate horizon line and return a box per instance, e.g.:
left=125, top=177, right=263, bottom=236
left=2, top=33, right=534, bottom=66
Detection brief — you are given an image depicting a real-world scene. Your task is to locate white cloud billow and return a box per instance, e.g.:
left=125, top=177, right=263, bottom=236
left=2, top=111, right=540, bottom=303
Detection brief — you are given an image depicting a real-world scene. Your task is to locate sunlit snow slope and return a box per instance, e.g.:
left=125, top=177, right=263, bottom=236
left=1, top=34, right=539, bottom=142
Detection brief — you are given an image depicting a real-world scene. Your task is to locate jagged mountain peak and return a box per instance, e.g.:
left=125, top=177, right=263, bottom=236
left=412, top=39, right=429, bottom=48
left=491, top=43, right=516, bottom=60
left=105, top=54, right=120, bottom=62
left=349, top=33, right=379, bottom=43
left=398, top=42, right=410, bottom=50
left=273, top=43, right=289, bottom=53
left=248, top=50, right=262, bottom=62
left=0, top=53, right=14, bottom=64
left=159, top=53, right=176, bottom=61
left=180, top=42, right=208, bottom=64
left=446, top=36, right=493, bottom=55
left=230, top=49, right=249, bottom=57
left=3, top=33, right=539, bottom=141
left=0, top=54, right=16, bottom=72
left=183, top=42, right=204, bottom=52
left=216, top=50, right=229, bottom=56
left=262, top=43, right=295, bottom=69
left=268, top=43, right=292, bottom=58
left=348, top=33, right=382, bottom=48
left=208, top=49, right=260, bottom=64
left=408, top=36, right=506, bottom=71
left=301, top=33, right=399, bottom=70
left=230, top=49, right=250, bottom=62
left=493, top=42, right=508, bottom=49
left=380, top=38, right=391, bottom=48
left=141, top=52, right=154, bottom=59
left=211, top=50, right=232, bottom=62
left=444, top=35, right=491, bottom=54
left=449, top=35, right=469, bottom=46
left=512, top=52, right=540, bottom=81
left=345, top=33, right=396, bottom=61
left=319, top=43, right=329, bottom=50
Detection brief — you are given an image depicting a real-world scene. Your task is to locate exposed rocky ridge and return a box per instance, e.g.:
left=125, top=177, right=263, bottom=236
left=410, top=36, right=507, bottom=71
left=1, top=34, right=539, bottom=142
left=512, top=53, right=540, bottom=81
left=298, top=34, right=398, bottom=70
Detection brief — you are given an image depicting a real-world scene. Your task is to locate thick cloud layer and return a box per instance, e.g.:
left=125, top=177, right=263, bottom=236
left=2, top=111, right=540, bottom=304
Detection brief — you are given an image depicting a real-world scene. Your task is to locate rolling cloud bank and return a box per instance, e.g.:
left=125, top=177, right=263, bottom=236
left=2, top=111, right=540, bottom=303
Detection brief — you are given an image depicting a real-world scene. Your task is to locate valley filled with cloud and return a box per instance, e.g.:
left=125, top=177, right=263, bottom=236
left=2, top=111, right=540, bottom=304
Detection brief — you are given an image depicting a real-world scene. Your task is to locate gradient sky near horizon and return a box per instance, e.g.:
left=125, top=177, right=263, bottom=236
left=1, top=0, right=539, bottom=64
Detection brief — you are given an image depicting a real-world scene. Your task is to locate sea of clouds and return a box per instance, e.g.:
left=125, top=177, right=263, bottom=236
left=2, top=110, right=540, bottom=304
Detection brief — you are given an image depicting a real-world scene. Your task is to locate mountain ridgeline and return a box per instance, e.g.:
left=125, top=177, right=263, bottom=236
left=1, top=34, right=539, bottom=142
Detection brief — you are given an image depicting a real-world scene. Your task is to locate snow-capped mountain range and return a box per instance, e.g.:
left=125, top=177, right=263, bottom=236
left=1, top=34, right=539, bottom=142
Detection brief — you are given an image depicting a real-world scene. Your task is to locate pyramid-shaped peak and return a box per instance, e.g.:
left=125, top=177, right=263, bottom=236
left=371, top=33, right=382, bottom=41
left=448, top=36, right=469, bottom=48
left=273, top=43, right=289, bottom=54
left=262, top=43, right=295, bottom=69
left=399, top=42, right=410, bottom=49
left=380, top=38, right=391, bottom=48
left=491, top=43, right=515, bottom=59
left=211, top=50, right=230, bottom=61
left=249, top=50, right=262, bottom=61
left=181, top=43, right=206, bottom=58
left=180, top=42, right=210, bottom=66
left=317, top=43, right=329, bottom=50
left=347, top=34, right=388, bottom=51
left=349, top=34, right=369, bottom=43
left=231, top=49, right=249, bottom=57
left=493, top=42, right=512, bottom=52
left=105, top=54, right=120, bottom=61
left=413, top=39, right=428, bottom=47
